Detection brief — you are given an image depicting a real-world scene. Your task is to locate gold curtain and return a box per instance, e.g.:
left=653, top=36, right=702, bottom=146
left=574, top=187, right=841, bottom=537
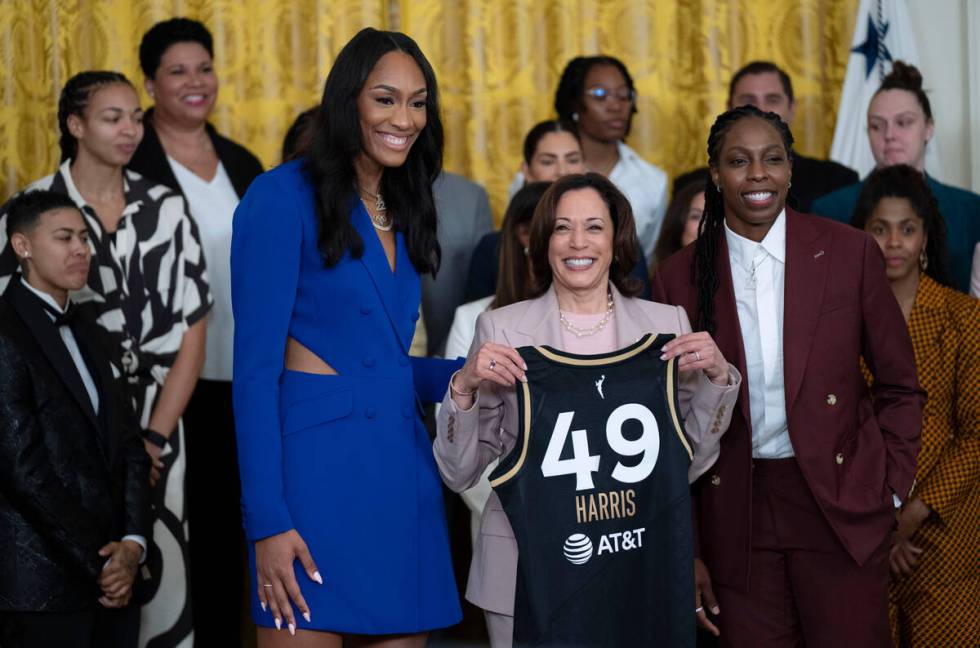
left=1, top=0, right=857, bottom=220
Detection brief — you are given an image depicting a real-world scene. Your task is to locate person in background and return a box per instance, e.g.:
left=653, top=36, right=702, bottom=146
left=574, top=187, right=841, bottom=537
left=674, top=61, right=858, bottom=212
left=437, top=173, right=740, bottom=646
left=423, top=171, right=493, bottom=356
left=282, top=106, right=318, bottom=162
left=653, top=105, right=923, bottom=647
left=0, top=190, right=150, bottom=648
left=651, top=179, right=705, bottom=268
left=232, top=27, right=461, bottom=646
left=0, top=70, right=212, bottom=648
left=128, top=17, right=264, bottom=646
left=850, top=164, right=979, bottom=648
left=811, top=61, right=980, bottom=294
left=468, top=120, right=584, bottom=303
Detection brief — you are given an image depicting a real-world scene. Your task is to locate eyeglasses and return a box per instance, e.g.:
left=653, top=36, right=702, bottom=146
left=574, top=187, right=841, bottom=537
left=584, top=86, right=636, bottom=104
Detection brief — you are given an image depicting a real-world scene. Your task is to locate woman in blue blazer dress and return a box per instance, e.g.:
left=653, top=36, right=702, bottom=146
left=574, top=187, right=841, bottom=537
left=231, top=29, right=461, bottom=643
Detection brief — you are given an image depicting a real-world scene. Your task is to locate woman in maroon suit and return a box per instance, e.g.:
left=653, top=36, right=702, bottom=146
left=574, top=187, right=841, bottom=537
left=652, top=105, right=923, bottom=648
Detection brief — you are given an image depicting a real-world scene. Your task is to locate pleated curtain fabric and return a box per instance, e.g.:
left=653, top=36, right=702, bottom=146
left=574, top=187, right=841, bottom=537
left=1, top=0, right=857, bottom=221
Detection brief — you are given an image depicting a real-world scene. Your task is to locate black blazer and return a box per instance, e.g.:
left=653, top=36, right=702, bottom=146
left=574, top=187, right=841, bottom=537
left=128, top=107, right=264, bottom=199
left=672, top=153, right=858, bottom=213
left=0, top=279, right=150, bottom=611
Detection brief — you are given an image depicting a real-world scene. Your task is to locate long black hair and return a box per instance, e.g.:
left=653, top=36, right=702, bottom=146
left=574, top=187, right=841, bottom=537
left=305, top=27, right=444, bottom=275
left=850, top=164, right=952, bottom=287
left=58, top=71, right=133, bottom=162
left=692, top=105, right=794, bottom=335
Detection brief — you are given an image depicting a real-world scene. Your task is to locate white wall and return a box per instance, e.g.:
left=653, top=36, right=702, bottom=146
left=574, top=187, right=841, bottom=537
left=907, top=0, right=978, bottom=192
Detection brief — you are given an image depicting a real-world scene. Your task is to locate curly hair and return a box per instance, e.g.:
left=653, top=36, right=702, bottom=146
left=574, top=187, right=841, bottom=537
left=850, top=164, right=952, bottom=287
left=692, top=105, right=794, bottom=335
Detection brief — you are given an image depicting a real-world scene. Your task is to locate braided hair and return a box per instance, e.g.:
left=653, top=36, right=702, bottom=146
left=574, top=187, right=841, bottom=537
left=691, top=104, right=794, bottom=335
left=58, top=71, right=132, bottom=162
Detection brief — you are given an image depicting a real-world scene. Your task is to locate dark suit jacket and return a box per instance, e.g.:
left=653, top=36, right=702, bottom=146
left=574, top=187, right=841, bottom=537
left=652, top=209, right=923, bottom=590
left=0, top=279, right=150, bottom=611
left=672, top=153, right=858, bottom=213
left=128, top=108, right=264, bottom=200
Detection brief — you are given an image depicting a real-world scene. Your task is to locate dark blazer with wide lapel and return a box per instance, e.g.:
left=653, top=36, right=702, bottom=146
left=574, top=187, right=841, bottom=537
left=0, top=279, right=150, bottom=611
left=434, top=284, right=742, bottom=615
left=652, top=208, right=924, bottom=590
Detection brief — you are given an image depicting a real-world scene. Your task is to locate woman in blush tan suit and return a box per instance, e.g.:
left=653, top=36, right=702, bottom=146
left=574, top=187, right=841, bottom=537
left=434, top=173, right=741, bottom=647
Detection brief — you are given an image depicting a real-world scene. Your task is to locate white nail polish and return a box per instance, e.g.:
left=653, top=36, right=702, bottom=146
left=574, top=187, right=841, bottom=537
left=303, top=611, right=311, bottom=623
left=261, top=601, right=267, bottom=612
left=288, top=622, right=296, bottom=636
left=275, top=617, right=282, bottom=630
left=312, top=570, right=323, bottom=585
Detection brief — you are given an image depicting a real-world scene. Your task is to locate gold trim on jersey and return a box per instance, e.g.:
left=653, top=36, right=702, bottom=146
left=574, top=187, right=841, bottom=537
left=534, top=333, right=658, bottom=366
left=490, top=380, right=532, bottom=487
left=667, top=357, right=693, bottom=460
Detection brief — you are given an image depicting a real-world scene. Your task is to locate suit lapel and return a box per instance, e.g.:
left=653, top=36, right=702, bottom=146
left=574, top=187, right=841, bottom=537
left=351, top=199, right=413, bottom=353
left=506, top=287, right=563, bottom=349
left=5, top=280, right=103, bottom=437
left=782, top=209, right=831, bottom=415
left=713, top=232, right=753, bottom=428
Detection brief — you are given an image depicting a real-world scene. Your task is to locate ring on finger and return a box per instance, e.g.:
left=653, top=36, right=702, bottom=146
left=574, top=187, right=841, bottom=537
left=695, top=606, right=704, bottom=614
left=694, top=350, right=701, bottom=362
left=262, top=583, right=273, bottom=588
left=488, top=358, right=497, bottom=371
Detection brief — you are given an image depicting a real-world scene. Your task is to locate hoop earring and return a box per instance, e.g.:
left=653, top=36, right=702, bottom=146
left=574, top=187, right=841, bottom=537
left=788, top=181, right=792, bottom=189
left=716, top=185, right=721, bottom=193
left=919, top=249, right=928, bottom=270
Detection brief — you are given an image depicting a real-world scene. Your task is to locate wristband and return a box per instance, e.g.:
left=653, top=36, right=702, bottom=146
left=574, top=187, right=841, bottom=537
left=142, top=428, right=168, bottom=449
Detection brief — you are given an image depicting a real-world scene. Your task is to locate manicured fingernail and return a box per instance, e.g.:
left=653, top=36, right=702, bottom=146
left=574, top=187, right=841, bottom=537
left=261, top=601, right=267, bottom=612
left=303, top=611, right=311, bottom=623
left=711, top=606, right=720, bottom=614
left=523, top=362, right=528, bottom=370
left=288, top=622, right=296, bottom=636
left=660, top=353, right=668, bottom=360
left=312, top=570, right=323, bottom=585
left=275, top=617, right=282, bottom=630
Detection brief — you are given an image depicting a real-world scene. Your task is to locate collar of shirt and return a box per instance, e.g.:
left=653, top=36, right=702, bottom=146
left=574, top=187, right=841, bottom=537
left=57, top=159, right=145, bottom=225
left=20, top=276, right=71, bottom=319
left=723, top=208, right=787, bottom=273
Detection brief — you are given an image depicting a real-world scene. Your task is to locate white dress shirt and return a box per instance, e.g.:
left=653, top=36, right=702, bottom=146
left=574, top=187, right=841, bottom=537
left=168, top=157, right=239, bottom=381
left=724, top=211, right=794, bottom=459
left=21, top=278, right=147, bottom=558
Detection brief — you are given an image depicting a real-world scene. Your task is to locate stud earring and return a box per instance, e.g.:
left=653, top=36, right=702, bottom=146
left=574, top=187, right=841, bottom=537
left=572, top=112, right=579, bottom=123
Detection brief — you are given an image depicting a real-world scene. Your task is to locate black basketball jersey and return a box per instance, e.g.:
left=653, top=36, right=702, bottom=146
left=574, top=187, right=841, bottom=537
left=489, top=333, right=695, bottom=647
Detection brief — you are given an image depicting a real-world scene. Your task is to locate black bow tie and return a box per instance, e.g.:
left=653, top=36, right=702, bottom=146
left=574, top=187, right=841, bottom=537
left=41, top=300, right=79, bottom=328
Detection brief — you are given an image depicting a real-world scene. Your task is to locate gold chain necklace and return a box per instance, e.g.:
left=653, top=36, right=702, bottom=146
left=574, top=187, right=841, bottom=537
left=359, top=187, right=391, bottom=231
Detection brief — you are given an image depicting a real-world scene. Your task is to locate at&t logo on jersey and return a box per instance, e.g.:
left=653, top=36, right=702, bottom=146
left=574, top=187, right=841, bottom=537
left=562, top=527, right=647, bottom=565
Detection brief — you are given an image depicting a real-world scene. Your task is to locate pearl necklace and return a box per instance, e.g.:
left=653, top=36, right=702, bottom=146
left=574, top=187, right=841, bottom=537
left=559, top=290, right=614, bottom=338
left=360, top=187, right=391, bottom=231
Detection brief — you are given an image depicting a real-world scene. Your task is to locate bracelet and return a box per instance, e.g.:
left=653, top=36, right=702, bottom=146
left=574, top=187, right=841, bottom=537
left=142, top=428, right=169, bottom=449
left=449, top=370, right=476, bottom=396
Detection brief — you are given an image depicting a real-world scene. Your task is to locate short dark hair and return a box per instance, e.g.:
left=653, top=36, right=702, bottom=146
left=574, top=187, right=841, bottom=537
left=6, top=190, right=80, bottom=239
left=728, top=61, right=794, bottom=104
left=554, top=56, right=638, bottom=136
left=875, top=60, right=932, bottom=121
left=523, top=120, right=580, bottom=165
left=527, top=172, right=642, bottom=298
left=58, top=71, right=133, bottom=162
left=851, top=164, right=951, bottom=286
left=139, top=17, right=214, bottom=78
left=305, top=28, right=444, bottom=275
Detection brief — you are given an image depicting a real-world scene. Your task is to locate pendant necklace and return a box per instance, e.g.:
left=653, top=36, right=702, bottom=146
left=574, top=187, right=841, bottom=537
left=360, top=186, right=391, bottom=231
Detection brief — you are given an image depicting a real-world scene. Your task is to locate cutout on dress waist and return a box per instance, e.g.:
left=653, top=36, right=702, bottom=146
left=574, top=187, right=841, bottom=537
left=285, top=337, right=337, bottom=375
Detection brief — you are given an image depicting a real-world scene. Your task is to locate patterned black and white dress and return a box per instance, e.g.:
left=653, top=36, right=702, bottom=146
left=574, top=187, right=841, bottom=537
left=0, top=160, right=212, bottom=648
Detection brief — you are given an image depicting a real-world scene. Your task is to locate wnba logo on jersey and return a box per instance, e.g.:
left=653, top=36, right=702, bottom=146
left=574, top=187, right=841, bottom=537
left=563, top=527, right=647, bottom=565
